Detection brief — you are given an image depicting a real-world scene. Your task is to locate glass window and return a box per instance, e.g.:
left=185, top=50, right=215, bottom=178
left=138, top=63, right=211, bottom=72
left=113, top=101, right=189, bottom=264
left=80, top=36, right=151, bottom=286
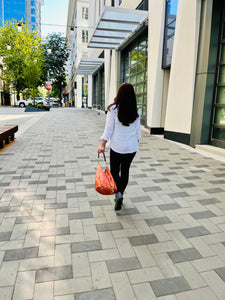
left=162, top=0, right=178, bottom=68
left=120, top=29, right=148, bottom=125
left=31, top=16, right=36, bottom=23
left=211, top=6, right=225, bottom=146
left=31, top=0, right=35, bottom=6
left=31, top=8, right=35, bottom=14
left=82, top=30, right=88, bottom=43
left=82, top=7, right=88, bottom=19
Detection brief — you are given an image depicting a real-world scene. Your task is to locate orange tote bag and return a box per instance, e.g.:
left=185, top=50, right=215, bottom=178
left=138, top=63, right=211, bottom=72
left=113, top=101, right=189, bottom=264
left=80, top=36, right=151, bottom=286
left=95, top=152, right=117, bottom=195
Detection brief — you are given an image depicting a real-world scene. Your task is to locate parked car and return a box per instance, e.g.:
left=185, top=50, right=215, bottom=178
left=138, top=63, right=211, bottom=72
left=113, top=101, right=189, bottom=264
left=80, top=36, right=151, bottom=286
left=17, top=97, right=48, bottom=108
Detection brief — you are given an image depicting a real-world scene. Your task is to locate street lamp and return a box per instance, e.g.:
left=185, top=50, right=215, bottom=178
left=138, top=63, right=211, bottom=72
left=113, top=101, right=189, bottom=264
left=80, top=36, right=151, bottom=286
left=7, top=44, right=11, bottom=50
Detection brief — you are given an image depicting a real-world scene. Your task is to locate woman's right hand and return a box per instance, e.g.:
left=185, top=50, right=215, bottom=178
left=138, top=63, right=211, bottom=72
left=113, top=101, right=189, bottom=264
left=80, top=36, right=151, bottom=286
left=97, top=144, right=105, bottom=153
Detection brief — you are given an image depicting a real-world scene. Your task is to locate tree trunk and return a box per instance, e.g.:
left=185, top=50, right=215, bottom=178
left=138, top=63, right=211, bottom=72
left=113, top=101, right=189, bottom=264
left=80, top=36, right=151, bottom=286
left=32, top=87, right=35, bottom=106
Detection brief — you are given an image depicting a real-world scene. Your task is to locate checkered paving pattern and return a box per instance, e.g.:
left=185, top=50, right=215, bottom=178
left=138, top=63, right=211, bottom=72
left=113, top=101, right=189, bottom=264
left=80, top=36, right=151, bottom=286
left=0, top=107, right=225, bottom=299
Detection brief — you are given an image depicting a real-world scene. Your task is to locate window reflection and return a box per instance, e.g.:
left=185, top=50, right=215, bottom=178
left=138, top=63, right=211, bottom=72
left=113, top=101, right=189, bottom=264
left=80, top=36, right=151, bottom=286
left=163, top=0, right=178, bottom=68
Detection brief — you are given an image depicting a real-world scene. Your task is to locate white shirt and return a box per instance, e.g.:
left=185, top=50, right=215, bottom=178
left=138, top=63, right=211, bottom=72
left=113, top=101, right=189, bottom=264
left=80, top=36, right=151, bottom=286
left=101, top=105, right=141, bottom=154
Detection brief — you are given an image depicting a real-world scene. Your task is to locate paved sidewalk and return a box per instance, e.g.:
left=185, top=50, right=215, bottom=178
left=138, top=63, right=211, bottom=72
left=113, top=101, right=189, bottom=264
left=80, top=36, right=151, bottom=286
left=0, top=107, right=225, bottom=300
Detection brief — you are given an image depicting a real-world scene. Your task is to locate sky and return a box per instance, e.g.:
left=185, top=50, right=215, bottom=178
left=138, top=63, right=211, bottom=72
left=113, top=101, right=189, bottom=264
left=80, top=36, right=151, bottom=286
left=41, top=0, right=69, bottom=38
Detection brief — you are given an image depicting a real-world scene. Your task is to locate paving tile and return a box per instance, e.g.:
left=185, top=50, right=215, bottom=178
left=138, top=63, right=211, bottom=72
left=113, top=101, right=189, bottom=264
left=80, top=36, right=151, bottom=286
left=41, top=227, right=70, bottom=237
left=96, top=222, right=123, bottom=232
left=71, top=240, right=102, bottom=253
left=168, top=192, right=189, bottom=198
left=33, top=281, right=54, bottom=300
left=133, top=282, right=157, bottom=300
left=0, top=232, right=11, bottom=242
left=180, top=226, right=210, bottom=238
left=198, top=198, right=221, bottom=205
left=75, top=288, right=116, bottom=300
left=106, top=257, right=141, bottom=273
left=215, top=267, right=225, bottom=282
left=15, top=216, right=43, bottom=224
left=68, top=212, right=93, bottom=220
left=176, top=183, right=195, bottom=188
left=89, top=200, right=111, bottom=206
left=67, top=192, right=88, bottom=198
left=145, top=216, right=172, bottom=226
left=35, top=265, right=73, bottom=283
left=167, top=248, right=202, bottom=263
left=150, top=276, right=191, bottom=297
left=143, top=186, right=161, bottom=192
left=190, top=211, right=216, bottom=219
left=13, top=270, right=36, bottom=299
left=158, top=203, right=181, bottom=210
left=3, top=246, right=39, bottom=261
left=130, top=196, right=151, bottom=203
left=116, top=208, right=139, bottom=215
left=128, top=234, right=159, bottom=246
left=205, top=188, right=224, bottom=194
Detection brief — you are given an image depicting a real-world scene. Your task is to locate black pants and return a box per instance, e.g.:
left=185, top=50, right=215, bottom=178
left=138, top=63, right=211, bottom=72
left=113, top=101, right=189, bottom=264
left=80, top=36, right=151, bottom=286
left=110, top=148, right=136, bottom=194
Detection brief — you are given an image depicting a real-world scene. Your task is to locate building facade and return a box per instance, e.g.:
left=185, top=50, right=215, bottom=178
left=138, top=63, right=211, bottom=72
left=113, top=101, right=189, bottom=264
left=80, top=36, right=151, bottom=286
left=66, top=0, right=89, bottom=108
left=67, top=0, right=225, bottom=151
left=0, top=0, right=43, bottom=33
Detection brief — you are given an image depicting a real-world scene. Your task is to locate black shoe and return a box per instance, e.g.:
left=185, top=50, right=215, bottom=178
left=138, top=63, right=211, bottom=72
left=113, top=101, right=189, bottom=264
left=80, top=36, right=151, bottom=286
left=115, top=197, right=123, bottom=211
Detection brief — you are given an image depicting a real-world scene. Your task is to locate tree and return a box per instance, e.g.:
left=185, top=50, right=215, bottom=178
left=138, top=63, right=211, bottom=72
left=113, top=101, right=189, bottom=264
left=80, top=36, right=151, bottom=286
left=0, top=20, right=43, bottom=104
left=41, top=33, right=68, bottom=100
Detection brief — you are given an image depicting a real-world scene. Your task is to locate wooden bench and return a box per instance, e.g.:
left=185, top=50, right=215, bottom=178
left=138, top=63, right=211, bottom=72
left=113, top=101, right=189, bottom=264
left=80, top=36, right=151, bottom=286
left=0, top=125, right=18, bottom=149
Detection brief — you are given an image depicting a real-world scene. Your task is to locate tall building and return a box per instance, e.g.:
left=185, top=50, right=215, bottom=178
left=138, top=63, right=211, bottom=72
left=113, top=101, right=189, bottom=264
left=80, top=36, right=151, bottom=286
left=66, top=0, right=89, bottom=108
left=0, top=0, right=44, bottom=33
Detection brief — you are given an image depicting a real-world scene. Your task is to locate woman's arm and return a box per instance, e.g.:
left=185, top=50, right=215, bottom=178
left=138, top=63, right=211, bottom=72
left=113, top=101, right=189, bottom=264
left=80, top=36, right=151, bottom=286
left=98, top=108, right=115, bottom=153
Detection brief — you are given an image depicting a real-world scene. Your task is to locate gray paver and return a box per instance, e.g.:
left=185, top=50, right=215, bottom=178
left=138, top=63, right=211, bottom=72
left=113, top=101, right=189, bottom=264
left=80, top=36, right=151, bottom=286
left=180, top=226, right=210, bottom=238
left=167, top=248, right=202, bottom=263
left=128, top=234, right=159, bottom=246
left=150, top=276, right=191, bottom=296
left=106, top=257, right=141, bottom=273
left=3, top=247, right=39, bottom=261
left=71, top=240, right=102, bottom=253
left=75, top=288, right=116, bottom=300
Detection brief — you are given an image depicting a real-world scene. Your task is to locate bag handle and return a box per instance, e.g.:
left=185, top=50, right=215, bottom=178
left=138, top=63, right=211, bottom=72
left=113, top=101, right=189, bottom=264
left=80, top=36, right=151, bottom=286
left=97, top=152, right=108, bottom=168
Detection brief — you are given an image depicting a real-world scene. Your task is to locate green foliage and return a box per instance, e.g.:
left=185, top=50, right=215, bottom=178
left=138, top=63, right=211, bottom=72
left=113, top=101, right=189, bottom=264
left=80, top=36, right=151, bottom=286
left=41, top=33, right=68, bottom=99
left=28, top=102, right=33, bottom=106
left=36, top=104, right=43, bottom=109
left=0, top=20, right=44, bottom=102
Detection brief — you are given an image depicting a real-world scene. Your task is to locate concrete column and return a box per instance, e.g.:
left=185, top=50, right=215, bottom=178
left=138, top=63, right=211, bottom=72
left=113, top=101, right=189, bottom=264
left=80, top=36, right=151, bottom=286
left=147, top=0, right=166, bottom=131
left=108, top=50, right=120, bottom=104
left=88, top=75, right=93, bottom=108
left=104, top=49, right=111, bottom=110
left=164, top=0, right=202, bottom=138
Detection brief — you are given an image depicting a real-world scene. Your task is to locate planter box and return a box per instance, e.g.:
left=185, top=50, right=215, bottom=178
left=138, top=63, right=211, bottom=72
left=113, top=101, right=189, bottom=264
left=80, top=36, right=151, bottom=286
left=25, top=106, right=50, bottom=112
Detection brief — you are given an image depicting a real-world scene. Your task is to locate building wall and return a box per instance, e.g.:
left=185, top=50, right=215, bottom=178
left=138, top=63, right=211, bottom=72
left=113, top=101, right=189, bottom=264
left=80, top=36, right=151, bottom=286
left=164, top=0, right=202, bottom=144
left=147, top=0, right=165, bottom=132
left=66, top=0, right=89, bottom=107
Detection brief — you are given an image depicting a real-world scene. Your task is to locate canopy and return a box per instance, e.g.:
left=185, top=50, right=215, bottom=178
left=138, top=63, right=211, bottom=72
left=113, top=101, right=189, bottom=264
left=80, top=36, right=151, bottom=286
left=76, top=58, right=104, bottom=75
left=88, top=6, right=148, bottom=50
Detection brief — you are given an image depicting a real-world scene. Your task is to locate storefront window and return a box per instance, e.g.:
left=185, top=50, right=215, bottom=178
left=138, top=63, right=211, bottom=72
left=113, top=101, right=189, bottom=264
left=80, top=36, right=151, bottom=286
left=211, top=5, right=225, bottom=147
left=162, top=0, right=178, bottom=68
left=120, top=29, right=148, bottom=125
left=93, top=68, right=105, bottom=110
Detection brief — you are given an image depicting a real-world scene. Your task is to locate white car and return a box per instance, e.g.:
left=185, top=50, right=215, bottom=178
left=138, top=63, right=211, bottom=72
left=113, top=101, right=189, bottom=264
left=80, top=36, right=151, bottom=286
left=17, top=97, right=48, bottom=108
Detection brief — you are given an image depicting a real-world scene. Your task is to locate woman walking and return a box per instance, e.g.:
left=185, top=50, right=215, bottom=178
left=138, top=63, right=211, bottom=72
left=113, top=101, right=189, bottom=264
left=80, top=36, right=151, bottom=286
left=97, top=83, right=141, bottom=211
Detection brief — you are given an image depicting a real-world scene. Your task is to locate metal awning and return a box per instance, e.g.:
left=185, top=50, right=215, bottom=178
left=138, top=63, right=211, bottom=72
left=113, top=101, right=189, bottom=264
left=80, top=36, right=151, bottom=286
left=88, top=6, right=148, bottom=50
left=76, top=58, right=104, bottom=75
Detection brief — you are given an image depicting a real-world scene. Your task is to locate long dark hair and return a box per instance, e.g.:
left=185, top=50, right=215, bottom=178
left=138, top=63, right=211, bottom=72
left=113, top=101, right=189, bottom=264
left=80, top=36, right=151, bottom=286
left=108, top=83, right=138, bottom=126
